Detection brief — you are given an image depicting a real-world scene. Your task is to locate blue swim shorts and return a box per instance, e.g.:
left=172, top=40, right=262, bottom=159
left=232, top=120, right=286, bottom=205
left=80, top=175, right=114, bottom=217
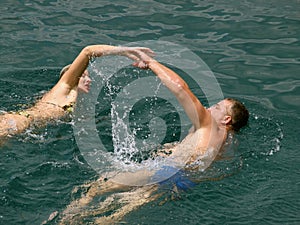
left=152, top=166, right=196, bottom=191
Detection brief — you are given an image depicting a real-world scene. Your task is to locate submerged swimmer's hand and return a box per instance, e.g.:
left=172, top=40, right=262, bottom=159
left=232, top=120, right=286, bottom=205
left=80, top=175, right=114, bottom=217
left=113, top=47, right=155, bottom=69
left=85, top=45, right=155, bottom=69
left=131, top=50, right=156, bottom=69
left=116, top=46, right=155, bottom=61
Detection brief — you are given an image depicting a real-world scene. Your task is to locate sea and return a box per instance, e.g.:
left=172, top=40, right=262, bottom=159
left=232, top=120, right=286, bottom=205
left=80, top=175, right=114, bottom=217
left=0, top=0, right=299, bottom=224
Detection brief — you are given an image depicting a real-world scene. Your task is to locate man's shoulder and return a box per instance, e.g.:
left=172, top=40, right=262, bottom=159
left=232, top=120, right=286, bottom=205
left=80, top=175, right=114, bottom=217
left=190, top=125, right=225, bottom=146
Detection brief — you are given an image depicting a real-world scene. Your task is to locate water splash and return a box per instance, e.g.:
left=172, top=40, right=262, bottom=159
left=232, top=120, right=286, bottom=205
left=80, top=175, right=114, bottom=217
left=90, top=61, right=169, bottom=172
left=239, top=111, right=284, bottom=166
left=111, top=101, right=139, bottom=165
left=253, top=114, right=283, bottom=156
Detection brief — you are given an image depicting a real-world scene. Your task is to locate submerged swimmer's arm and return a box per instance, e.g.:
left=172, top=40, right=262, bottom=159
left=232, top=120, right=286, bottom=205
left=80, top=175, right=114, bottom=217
left=57, top=45, right=154, bottom=91
left=43, top=45, right=154, bottom=101
left=58, top=45, right=120, bottom=90
left=42, top=45, right=115, bottom=100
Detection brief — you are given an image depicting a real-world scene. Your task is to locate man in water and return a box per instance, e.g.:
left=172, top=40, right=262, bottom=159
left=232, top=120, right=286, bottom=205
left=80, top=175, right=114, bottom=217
left=0, top=45, right=154, bottom=145
left=132, top=50, right=249, bottom=165
left=58, top=49, right=249, bottom=224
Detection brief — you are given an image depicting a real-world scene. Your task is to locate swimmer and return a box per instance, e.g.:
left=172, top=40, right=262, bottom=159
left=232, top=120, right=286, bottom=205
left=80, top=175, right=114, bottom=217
left=133, top=51, right=249, bottom=165
left=57, top=49, right=249, bottom=224
left=0, top=45, right=154, bottom=144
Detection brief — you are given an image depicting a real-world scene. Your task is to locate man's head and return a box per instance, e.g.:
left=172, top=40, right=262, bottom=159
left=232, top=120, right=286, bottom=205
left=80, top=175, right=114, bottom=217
left=59, top=64, right=91, bottom=93
left=226, top=98, right=249, bottom=132
left=208, top=98, right=249, bottom=132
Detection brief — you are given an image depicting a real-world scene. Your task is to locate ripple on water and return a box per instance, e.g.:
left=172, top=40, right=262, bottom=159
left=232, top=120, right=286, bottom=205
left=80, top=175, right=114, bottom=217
left=0, top=0, right=299, bottom=224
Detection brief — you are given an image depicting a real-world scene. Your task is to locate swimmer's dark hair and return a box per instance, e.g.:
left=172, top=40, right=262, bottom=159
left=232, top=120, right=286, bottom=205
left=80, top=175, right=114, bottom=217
left=59, top=64, right=71, bottom=79
left=226, top=98, right=249, bottom=132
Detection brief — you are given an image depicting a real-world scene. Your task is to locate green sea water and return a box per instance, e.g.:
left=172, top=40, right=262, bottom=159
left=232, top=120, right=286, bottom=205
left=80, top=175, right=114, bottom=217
left=0, top=0, right=299, bottom=224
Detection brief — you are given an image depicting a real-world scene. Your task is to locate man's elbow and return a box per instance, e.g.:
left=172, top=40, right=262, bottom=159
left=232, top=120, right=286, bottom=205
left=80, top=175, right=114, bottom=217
left=170, top=80, right=188, bottom=95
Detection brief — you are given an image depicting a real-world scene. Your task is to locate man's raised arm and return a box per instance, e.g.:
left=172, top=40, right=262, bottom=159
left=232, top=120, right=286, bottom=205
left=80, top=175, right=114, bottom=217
left=136, top=54, right=212, bottom=130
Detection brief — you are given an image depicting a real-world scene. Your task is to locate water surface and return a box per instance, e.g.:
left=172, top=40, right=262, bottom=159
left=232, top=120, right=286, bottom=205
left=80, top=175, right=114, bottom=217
left=0, top=0, right=299, bottom=224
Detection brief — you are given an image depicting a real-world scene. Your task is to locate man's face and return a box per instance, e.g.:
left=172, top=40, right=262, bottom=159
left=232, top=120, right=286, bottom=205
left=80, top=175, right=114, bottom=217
left=78, top=70, right=91, bottom=93
left=208, top=99, right=232, bottom=126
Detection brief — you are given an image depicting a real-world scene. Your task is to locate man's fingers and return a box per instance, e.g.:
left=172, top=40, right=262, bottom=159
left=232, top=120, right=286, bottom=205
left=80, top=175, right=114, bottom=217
left=126, top=53, right=140, bottom=62
left=132, top=61, right=149, bottom=69
left=124, top=47, right=155, bottom=65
